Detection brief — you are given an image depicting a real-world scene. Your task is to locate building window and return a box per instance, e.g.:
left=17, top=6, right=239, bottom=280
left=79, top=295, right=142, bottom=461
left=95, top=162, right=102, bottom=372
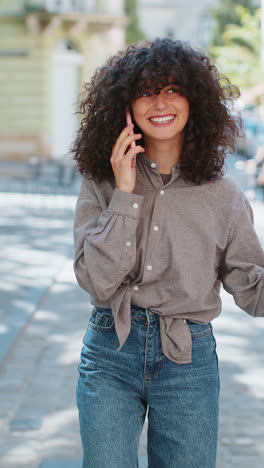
left=56, top=38, right=77, bottom=50
left=44, top=0, right=97, bottom=13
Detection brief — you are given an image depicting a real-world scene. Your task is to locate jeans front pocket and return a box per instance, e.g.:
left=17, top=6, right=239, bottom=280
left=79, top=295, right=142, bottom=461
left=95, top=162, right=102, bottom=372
left=186, top=320, right=216, bottom=363
left=186, top=319, right=212, bottom=337
left=88, top=307, right=115, bottom=332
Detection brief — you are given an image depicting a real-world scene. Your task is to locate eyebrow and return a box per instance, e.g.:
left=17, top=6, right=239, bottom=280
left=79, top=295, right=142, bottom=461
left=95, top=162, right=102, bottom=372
left=146, top=83, right=180, bottom=94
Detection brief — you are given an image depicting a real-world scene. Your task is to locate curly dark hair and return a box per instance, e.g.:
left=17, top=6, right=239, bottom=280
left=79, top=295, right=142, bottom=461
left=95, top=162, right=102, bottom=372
left=72, top=38, right=242, bottom=184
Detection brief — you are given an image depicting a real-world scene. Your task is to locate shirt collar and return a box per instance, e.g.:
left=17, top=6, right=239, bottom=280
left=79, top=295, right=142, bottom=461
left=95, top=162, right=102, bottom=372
left=137, top=153, right=181, bottom=172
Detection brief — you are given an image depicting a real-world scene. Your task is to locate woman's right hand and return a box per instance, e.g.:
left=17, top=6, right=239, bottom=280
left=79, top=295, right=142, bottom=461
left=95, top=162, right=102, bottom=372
left=110, top=124, right=144, bottom=193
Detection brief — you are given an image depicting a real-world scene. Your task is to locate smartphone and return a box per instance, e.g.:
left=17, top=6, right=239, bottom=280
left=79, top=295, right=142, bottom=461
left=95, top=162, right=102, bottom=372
left=126, top=108, right=136, bottom=168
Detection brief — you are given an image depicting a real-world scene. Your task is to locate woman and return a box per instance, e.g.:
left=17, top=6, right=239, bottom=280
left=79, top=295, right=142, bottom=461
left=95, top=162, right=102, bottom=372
left=72, top=38, right=264, bottom=468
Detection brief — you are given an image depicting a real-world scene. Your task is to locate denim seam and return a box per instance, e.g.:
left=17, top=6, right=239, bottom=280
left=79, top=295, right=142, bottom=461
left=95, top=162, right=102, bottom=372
left=142, top=320, right=150, bottom=393
left=191, top=329, right=212, bottom=337
left=89, top=322, right=115, bottom=331
left=131, top=315, right=158, bottom=322
left=144, top=359, right=163, bottom=379
left=93, top=310, right=112, bottom=319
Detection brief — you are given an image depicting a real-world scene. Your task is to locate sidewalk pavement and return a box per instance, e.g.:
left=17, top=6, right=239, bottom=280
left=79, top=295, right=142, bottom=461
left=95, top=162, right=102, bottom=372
left=0, top=190, right=264, bottom=467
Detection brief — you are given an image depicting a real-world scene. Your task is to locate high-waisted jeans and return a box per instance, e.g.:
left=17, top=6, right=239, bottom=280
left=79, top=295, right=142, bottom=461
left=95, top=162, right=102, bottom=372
left=76, top=305, right=220, bottom=468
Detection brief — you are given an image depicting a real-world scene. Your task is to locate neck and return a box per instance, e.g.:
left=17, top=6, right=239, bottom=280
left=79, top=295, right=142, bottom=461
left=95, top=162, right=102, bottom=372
left=144, top=134, right=184, bottom=174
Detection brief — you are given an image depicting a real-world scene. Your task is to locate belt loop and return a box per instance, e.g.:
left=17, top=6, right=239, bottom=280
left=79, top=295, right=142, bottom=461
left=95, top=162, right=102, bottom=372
left=145, top=308, right=150, bottom=326
left=148, top=308, right=154, bottom=316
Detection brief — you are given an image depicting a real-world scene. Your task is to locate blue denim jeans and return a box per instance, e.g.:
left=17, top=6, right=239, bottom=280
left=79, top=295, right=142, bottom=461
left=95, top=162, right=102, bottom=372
left=76, top=305, right=220, bottom=468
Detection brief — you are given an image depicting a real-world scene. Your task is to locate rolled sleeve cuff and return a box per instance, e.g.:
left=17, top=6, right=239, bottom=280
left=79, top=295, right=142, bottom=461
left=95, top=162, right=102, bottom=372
left=108, top=188, right=144, bottom=218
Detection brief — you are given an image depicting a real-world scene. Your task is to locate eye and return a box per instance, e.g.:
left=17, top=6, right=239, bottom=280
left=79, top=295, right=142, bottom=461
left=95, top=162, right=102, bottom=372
left=140, top=91, right=152, bottom=97
left=167, top=87, right=181, bottom=94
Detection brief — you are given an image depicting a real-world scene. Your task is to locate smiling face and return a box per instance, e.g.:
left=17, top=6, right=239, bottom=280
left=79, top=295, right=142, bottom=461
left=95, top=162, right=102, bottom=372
left=131, top=83, right=190, bottom=146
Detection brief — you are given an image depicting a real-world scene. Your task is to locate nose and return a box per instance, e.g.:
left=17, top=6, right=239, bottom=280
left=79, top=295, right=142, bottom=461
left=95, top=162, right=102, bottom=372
left=153, top=93, right=167, bottom=110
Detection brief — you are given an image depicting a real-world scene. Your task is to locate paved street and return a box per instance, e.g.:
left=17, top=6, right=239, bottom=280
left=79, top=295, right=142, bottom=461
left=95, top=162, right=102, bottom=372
left=0, top=157, right=264, bottom=467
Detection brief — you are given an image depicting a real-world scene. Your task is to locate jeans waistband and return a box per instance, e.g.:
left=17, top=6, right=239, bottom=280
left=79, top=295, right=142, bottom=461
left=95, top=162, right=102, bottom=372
left=131, top=305, right=157, bottom=321
left=93, top=305, right=158, bottom=321
left=93, top=305, right=209, bottom=327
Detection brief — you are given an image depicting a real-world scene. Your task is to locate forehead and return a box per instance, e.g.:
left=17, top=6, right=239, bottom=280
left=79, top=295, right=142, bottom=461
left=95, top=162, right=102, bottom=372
left=134, top=76, right=179, bottom=94
left=137, top=73, right=176, bottom=86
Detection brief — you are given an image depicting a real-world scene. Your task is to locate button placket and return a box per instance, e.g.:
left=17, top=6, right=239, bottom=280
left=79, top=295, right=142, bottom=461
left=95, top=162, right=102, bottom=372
left=141, top=187, right=165, bottom=282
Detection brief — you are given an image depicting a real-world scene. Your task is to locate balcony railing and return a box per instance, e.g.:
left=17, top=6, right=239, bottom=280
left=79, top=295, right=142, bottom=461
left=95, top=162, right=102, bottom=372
left=22, top=0, right=127, bottom=35
left=24, top=1, right=101, bottom=15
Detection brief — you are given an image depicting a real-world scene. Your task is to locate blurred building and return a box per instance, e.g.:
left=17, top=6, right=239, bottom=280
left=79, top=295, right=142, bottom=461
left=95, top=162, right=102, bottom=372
left=261, top=0, right=264, bottom=66
left=138, top=0, right=262, bottom=48
left=0, top=0, right=127, bottom=160
left=137, top=0, right=219, bottom=48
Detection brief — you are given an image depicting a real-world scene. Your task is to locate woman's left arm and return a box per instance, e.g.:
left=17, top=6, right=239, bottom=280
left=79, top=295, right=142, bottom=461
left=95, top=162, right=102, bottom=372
left=219, top=194, right=264, bottom=317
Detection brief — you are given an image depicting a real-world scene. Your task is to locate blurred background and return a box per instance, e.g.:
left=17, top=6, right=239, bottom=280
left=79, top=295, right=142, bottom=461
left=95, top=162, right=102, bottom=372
left=0, top=0, right=264, bottom=197
left=0, top=1, right=264, bottom=467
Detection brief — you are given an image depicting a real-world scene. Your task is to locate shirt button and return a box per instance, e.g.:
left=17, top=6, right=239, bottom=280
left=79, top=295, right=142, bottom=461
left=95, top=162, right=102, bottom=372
left=133, top=286, right=139, bottom=291
left=146, top=265, right=152, bottom=270
left=126, top=241, right=131, bottom=246
left=160, top=190, right=165, bottom=195
left=133, top=203, right=139, bottom=209
left=153, top=225, right=159, bottom=231
left=151, top=162, right=156, bottom=168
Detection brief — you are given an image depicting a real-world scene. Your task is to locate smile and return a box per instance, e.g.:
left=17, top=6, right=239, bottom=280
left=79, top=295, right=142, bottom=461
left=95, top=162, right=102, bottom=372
left=148, top=114, right=176, bottom=126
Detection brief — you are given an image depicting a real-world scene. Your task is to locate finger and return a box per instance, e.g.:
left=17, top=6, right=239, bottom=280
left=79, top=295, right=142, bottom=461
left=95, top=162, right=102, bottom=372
left=112, top=145, right=144, bottom=168
left=115, top=134, right=142, bottom=162
left=124, top=145, right=145, bottom=160
left=111, top=133, right=141, bottom=163
left=111, top=125, right=134, bottom=161
left=126, top=147, right=143, bottom=169
left=114, top=129, right=137, bottom=157
left=114, top=124, right=134, bottom=152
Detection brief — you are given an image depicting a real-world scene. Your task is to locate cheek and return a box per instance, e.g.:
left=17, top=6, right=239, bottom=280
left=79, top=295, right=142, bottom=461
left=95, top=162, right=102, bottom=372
left=180, top=98, right=190, bottom=121
left=132, top=102, right=142, bottom=120
left=132, top=106, right=147, bottom=129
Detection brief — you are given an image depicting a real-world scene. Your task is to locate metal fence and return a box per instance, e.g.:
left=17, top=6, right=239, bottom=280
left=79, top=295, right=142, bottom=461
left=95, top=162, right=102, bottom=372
left=0, top=158, right=82, bottom=197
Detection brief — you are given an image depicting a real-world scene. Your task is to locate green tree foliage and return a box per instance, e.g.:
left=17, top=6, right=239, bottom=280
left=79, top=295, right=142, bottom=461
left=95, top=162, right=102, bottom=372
left=210, top=0, right=256, bottom=46
left=125, top=0, right=146, bottom=44
left=209, top=5, right=263, bottom=91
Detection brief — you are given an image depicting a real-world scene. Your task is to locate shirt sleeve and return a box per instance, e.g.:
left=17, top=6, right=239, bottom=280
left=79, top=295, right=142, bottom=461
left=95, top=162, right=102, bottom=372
left=73, top=176, right=144, bottom=301
left=219, top=192, right=264, bottom=317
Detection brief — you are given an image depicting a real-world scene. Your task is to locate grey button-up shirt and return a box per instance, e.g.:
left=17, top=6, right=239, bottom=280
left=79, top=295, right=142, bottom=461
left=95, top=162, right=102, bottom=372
left=73, top=153, right=264, bottom=363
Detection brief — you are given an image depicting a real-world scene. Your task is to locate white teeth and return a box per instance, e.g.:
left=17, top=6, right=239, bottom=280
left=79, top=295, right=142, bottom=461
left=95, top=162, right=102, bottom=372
left=150, top=116, right=175, bottom=123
